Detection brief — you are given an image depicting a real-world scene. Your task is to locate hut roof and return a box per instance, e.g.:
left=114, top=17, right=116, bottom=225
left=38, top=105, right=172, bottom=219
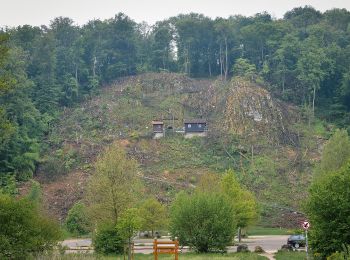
left=152, top=120, right=164, bottom=125
left=184, top=119, right=207, bottom=124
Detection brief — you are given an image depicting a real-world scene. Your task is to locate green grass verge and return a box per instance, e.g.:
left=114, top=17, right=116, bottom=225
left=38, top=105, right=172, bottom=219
left=44, top=252, right=269, bottom=260
left=127, top=253, right=268, bottom=260
left=247, top=226, right=292, bottom=236
left=60, top=228, right=92, bottom=240
left=274, top=251, right=307, bottom=260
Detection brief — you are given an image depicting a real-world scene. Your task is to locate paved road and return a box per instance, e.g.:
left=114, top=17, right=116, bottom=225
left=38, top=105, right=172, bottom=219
left=237, top=235, right=290, bottom=253
left=62, top=235, right=290, bottom=254
left=62, top=238, right=92, bottom=248
left=61, top=239, right=94, bottom=254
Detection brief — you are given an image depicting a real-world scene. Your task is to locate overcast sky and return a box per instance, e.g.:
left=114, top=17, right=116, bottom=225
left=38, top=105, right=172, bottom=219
left=1, top=0, right=350, bottom=28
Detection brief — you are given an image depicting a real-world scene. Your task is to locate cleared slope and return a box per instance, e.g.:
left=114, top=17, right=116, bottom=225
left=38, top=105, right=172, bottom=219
left=34, top=73, right=323, bottom=226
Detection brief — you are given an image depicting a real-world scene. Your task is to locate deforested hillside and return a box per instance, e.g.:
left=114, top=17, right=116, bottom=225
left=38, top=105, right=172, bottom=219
left=34, top=72, right=325, bottom=226
left=2, top=5, right=350, bottom=259
left=2, top=8, right=350, bottom=228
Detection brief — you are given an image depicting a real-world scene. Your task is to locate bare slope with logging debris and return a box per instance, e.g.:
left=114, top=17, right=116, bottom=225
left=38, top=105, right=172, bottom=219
left=31, top=73, right=322, bottom=226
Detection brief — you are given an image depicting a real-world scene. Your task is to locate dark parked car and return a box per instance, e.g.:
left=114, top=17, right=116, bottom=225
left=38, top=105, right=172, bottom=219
left=287, top=235, right=306, bottom=248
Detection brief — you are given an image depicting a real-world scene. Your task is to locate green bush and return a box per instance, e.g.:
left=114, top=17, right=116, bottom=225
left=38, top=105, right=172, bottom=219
left=41, top=148, right=78, bottom=179
left=41, top=155, right=68, bottom=179
left=93, top=222, right=124, bottom=255
left=0, top=174, right=17, bottom=195
left=328, top=252, right=345, bottom=260
left=170, top=191, right=236, bottom=253
left=0, top=194, right=62, bottom=259
left=65, top=202, right=90, bottom=236
left=327, top=245, right=350, bottom=260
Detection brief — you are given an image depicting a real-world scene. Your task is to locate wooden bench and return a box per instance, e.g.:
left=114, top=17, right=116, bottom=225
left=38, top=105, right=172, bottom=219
left=153, top=239, right=179, bottom=260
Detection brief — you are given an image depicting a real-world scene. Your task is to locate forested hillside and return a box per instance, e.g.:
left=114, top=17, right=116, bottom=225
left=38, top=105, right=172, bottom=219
left=1, top=6, right=350, bottom=224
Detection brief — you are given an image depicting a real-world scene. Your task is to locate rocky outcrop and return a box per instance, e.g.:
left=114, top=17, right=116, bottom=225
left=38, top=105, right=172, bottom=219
left=223, top=78, right=294, bottom=145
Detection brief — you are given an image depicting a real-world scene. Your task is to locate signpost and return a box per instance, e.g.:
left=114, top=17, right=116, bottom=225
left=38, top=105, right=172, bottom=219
left=153, top=239, right=179, bottom=260
left=302, top=221, right=310, bottom=259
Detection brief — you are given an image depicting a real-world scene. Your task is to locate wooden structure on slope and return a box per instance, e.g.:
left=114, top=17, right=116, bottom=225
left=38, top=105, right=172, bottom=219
left=184, top=119, right=208, bottom=138
left=152, top=120, right=164, bottom=139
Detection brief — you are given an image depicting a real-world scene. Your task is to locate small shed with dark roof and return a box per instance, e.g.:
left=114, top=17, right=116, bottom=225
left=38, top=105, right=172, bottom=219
left=184, top=119, right=207, bottom=133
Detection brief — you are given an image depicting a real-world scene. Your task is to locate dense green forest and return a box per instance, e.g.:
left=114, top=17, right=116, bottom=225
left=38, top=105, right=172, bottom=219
left=1, top=6, right=350, bottom=192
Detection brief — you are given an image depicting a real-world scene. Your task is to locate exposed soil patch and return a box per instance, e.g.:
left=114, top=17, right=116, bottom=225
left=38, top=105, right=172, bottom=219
left=40, top=171, right=89, bottom=221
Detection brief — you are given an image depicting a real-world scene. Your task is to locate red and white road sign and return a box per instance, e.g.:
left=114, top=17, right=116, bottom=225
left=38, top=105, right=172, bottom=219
left=302, top=221, right=310, bottom=230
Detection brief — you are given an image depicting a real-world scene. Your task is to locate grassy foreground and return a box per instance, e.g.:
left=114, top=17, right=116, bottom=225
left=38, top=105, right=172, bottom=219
left=274, top=251, right=307, bottom=260
left=119, top=253, right=268, bottom=260
left=38, top=252, right=268, bottom=260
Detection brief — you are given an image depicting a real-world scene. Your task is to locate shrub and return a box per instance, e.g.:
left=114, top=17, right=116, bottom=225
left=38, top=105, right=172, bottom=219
left=189, top=176, right=197, bottom=184
left=93, top=222, right=124, bottom=255
left=41, top=155, right=68, bottom=179
left=0, top=174, right=17, bottom=195
left=27, top=180, right=42, bottom=205
left=327, top=245, right=350, bottom=260
left=65, top=202, right=90, bottom=236
left=237, top=244, right=250, bottom=252
left=280, top=244, right=293, bottom=251
left=328, top=252, right=345, bottom=260
left=41, top=147, right=78, bottom=180
left=254, top=246, right=265, bottom=253
left=170, top=191, right=236, bottom=253
left=0, top=194, right=62, bottom=259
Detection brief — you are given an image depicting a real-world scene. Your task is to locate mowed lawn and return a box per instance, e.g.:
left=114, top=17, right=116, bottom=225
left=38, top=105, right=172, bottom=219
left=274, top=251, right=307, bottom=260
left=46, top=252, right=268, bottom=260
left=122, top=253, right=268, bottom=260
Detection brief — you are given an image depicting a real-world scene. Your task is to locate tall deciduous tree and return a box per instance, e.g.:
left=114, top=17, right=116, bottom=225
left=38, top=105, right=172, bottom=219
left=116, top=208, right=142, bottom=260
left=272, top=33, right=300, bottom=96
left=214, top=18, right=234, bottom=80
left=284, top=6, right=322, bottom=35
left=306, top=161, right=350, bottom=258
left=139, top=198, right=167, bottom=237
left=297, top=38, right=328, bottom=116
left=0, top=46, right=43, bottom=182
left=30, top=31, right=59, bottom=114
left=149, top=21, right=174, bottom=71
left=0, top=34, right=14, bottom=154
left=316, top=129, right=350, bottom=177
left=220, top=169, right=258, bottom=241
left=86, top=143, right=142, bottom=224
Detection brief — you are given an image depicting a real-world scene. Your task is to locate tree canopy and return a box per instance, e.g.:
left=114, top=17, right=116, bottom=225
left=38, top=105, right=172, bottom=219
left=139, top=198, right=167, bottom=237
left=85, top=143, right=142, bottom=224
left=306, top=161, right=350, bottom=258
left=220, top=170, right=258, bottom=230
left=170, top=170, right=257, bottom=252
left=170, top=191, right=236, bottom=253
left=316, top=129, right=350, bottom=177
left=0, top=194, right=61, bottom=259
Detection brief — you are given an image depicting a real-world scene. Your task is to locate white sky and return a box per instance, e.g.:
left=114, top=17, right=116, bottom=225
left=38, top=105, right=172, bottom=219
left=1, top=0, right=350, bottom=28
